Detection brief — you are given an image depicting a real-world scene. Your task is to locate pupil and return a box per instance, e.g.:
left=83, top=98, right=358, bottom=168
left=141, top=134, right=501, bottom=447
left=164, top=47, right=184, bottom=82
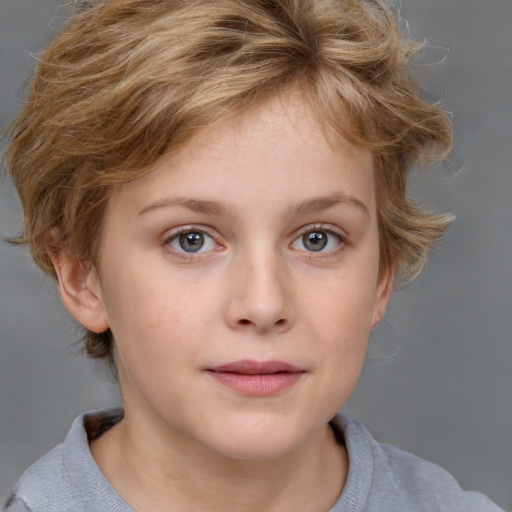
left=179, top=232, right=204, bottom=252
left=304, top=231, right=327, bottom=251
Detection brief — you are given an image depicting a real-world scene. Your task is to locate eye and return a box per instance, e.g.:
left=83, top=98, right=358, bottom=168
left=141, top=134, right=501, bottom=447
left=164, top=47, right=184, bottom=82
left=291, top=228, right=342, bottom=253
left=167, top=230, right=217, bottom=254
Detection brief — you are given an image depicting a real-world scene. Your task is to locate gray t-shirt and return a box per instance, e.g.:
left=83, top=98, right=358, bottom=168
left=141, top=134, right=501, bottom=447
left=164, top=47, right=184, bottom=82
left=3, top=408, right=504, bottom=512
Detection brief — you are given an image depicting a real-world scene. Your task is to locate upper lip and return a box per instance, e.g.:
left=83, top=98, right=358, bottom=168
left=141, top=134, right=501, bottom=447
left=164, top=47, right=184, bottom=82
left=207, top=360, right=305, bottom=375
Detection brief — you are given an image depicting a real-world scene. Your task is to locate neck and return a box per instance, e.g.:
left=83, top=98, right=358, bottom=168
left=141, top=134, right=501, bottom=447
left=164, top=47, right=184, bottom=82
left=90, top=411, right=348, bottom=512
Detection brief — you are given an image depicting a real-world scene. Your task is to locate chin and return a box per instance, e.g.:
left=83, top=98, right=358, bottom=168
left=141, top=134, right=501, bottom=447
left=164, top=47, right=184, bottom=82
left=200, top=416, right=311, bottom=461
left=213, top=437, right=299, bottom=461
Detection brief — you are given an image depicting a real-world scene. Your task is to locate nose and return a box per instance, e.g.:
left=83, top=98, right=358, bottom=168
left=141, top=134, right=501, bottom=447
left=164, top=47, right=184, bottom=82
left=224, top=250, right=295, bottom=335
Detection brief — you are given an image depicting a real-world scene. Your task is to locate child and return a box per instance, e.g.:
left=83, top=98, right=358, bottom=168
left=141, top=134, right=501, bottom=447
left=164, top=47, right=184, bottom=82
left=3, top=0, right=505, bottom=511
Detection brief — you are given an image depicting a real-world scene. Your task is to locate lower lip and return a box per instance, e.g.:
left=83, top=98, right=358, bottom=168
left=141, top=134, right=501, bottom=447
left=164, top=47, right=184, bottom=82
left=205, top=371, right=304, bottom=396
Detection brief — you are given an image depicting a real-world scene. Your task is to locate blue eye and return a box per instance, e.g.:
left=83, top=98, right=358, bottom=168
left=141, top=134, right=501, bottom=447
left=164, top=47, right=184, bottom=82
left=292, top=229, right=342, bottom=253
left=168, top=230, right=217, bottom=253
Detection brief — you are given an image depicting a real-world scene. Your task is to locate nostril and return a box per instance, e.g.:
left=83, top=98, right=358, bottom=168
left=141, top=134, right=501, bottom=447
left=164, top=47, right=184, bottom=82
left=233, top=316, right=290, bottom=330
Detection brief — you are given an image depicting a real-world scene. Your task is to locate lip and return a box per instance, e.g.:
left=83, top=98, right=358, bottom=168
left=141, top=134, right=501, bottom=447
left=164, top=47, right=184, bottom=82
left=205, top=359, right=306, bottom=397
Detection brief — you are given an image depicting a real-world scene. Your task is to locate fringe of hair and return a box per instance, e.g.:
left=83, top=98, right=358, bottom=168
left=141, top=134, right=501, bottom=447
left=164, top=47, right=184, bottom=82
left=5, top=0, right=453, bottom=359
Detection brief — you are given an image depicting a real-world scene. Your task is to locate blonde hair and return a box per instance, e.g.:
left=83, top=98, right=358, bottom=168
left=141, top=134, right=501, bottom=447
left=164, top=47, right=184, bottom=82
left=6, top=0, right=452, bottom=359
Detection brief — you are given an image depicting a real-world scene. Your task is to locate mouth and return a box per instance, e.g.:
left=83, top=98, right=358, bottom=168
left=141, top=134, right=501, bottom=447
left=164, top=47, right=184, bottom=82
left=205, top=360, right=306, bottom=397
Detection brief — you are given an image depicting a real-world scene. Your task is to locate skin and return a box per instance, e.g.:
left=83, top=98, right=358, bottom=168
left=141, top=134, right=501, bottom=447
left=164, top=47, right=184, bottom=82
left=51, top=91, right=392, bottom=512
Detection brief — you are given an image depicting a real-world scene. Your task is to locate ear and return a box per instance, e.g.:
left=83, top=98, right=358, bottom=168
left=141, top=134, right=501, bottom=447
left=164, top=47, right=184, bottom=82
left=371, top=266, right=394, bottom=329
left=49, top=249, right=110, bottom=333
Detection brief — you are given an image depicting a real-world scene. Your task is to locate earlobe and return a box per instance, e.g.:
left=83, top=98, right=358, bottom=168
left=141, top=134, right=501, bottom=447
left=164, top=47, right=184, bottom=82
left=371, top=267, right=394, bottom=329
left=49, top=249, right=110, bottom=333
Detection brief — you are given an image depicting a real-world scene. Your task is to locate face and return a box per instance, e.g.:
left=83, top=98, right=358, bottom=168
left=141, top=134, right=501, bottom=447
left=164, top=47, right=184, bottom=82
left=87, top=92, right=391, bottom=460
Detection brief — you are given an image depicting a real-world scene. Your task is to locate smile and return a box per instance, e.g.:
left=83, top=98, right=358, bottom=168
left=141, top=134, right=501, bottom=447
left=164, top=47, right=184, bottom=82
left=205, top=360, right=306, bottom=397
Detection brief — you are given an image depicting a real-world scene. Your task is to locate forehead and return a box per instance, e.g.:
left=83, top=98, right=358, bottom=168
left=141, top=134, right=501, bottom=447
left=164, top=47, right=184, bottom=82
left=107, top=91, right=375, bottom=220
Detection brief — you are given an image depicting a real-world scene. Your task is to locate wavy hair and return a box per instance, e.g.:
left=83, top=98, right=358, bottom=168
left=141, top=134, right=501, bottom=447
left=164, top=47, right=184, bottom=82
left=6, top=0, right=452, bottom=359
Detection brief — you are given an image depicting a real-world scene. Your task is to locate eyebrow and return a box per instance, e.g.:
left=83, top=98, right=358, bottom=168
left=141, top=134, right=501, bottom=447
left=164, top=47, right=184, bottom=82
left=138, top=192, right=370, bottom=217
left=288, top=193, right=370, bottom=217
left=138, top=197, right=227, bottom=216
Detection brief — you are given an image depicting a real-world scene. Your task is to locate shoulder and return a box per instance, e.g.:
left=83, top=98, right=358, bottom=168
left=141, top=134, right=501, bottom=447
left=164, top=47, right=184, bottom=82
left=371, top=441, right=503, bottom=511
left=332, top=414, right=505, bottom=512
left=3, top=443, right=77, bottom=512
left=3, top=408, right=130, bottom=512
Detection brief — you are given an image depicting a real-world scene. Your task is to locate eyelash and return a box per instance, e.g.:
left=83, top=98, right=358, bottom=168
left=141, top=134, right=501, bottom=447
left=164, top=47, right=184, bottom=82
left=161, top=224, right=345, bottom=261
left=291, top=224, right=345, bottom=258
left=161, top=226, right=221, bottom=261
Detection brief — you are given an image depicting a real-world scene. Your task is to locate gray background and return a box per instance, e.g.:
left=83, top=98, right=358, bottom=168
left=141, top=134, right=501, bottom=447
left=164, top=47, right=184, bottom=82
left=1, top=0, right=511, bottom=509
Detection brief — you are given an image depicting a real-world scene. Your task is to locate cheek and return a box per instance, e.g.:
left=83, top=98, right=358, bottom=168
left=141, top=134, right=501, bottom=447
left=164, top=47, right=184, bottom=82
left=294, top=275, right=376, bottom=421
left=305, top=271, right=377, bottom=329
left=103, top=267, right=221, bottom=363
left=299, top=268, right=378, bottom=363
